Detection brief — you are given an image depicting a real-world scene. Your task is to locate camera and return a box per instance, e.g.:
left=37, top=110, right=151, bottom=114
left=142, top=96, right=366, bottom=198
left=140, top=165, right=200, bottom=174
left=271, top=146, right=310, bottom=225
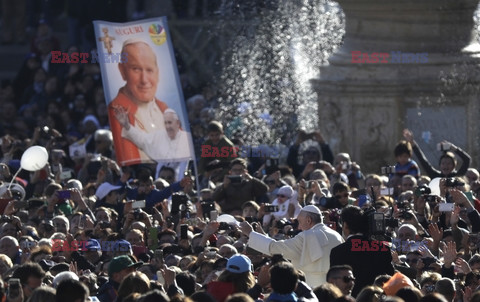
left=364, top=207, right=398, bottom=241
left=264, top=204, right=279, bottom=213
left=415, top=185, right=431, bottom=197
left=381, top=166, right=396, bottom=174
left=396, top=199, right=413, bottom=220
left=275, top=218, right=299, bottom=236
left=218, top=222, right=232, bottom=231
left=445, top=177, right=465, bottom=188
left=171, top=193, right=189, bottom=216
left=201, top=200, right=216, bottom=219
left=318, top=196, right=337, bottom=209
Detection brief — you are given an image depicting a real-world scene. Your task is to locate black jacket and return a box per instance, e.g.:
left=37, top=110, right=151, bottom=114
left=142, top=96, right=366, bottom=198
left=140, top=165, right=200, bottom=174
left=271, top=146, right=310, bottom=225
left=330, top=235, right=394, bottom=297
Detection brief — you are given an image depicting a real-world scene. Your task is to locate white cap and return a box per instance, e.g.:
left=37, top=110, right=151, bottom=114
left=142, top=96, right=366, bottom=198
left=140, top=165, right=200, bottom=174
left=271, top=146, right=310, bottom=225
left=95, top=182, right=122, bottom=200
left=301, top=205, right=321, bottom=215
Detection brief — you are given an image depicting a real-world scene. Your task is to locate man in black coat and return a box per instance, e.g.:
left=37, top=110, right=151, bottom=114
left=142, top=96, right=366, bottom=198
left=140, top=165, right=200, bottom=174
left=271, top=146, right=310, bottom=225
left=330, top=206, right=395, bottom=297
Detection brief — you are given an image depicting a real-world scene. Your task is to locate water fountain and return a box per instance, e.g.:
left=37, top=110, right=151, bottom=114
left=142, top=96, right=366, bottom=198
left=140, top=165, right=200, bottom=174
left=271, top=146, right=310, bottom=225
left=312, top=0, right=480, bottom=172
left=216, top=1, right=344, bottom=146
left=214, top=0, right=480, bottom=172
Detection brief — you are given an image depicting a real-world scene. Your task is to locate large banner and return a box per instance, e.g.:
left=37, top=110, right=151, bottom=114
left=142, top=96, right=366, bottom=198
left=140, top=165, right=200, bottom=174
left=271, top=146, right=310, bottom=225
left=93, top=17, right=194, bottom=167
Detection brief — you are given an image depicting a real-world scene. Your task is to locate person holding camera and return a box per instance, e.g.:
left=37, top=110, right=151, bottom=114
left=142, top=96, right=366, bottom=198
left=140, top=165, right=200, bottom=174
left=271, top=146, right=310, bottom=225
left=287, top=130, right=334, bottom=179
left=212, top=158, right=268, bottom=216
left=240, top=205, right=343, bottom=288
left=330, top=205, right=394, bottom=297
left=403, top=129, right=471, bottom=178
left=262, top=185, right=302, bottom=230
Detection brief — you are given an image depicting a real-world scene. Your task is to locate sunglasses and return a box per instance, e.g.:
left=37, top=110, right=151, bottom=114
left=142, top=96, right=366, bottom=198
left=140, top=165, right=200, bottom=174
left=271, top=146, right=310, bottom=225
left=266, top=180, right=276, bottom=185
left=277, top=194, right=287, bottom=198
left=335, top=276, right=355, bottom=283
left=335, top=193, right=349, bottom=199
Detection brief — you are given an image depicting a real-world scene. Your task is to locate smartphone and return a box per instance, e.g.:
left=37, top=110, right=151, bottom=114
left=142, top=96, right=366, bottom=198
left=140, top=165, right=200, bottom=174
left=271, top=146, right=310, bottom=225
left=149, top=227, right=159, bottom=251
left=439, top=203, right=455, bottom=212
left=180, top=224, right=188, bottom=240
left=380, top=187, right=394, bottom=196
left=210, top=210, right=218, bottom=221
left=157, top=271, right=165, bottom=285
left=228, top=175, right=242, bottom=184
left=57, top=190, right=71, bottom=199
left=201, top=201, right=216, bottom=219
left=264, top=205, right=279, bottom=213
left=59, top=170, right=73, bottom=181
left=78, top=215, right=86, bottom=230
left=8, top=278, right=21, bottom=299
left=132, top=200, right=146, bottom=209
left=437, top=142, right=452, bottom=151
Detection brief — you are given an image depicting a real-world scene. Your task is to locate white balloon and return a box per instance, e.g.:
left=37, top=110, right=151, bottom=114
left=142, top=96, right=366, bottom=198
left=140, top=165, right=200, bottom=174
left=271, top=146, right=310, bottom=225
left=217, top=214, right=240, bottom=226
left=429, top=177, right=442, bottom=196
left=20, top=145, right=49, bottom=171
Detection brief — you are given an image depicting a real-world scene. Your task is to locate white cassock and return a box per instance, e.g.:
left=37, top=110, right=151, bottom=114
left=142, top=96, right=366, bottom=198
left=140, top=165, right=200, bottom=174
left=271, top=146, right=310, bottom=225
left=247, top=223, right=344, bottom=288
left=121, top=125, right=191, bottom=161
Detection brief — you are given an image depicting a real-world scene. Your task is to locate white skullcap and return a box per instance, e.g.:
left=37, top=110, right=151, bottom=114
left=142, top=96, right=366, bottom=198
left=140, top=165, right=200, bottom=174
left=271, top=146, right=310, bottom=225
left=301, top=205, right=321, bottom=215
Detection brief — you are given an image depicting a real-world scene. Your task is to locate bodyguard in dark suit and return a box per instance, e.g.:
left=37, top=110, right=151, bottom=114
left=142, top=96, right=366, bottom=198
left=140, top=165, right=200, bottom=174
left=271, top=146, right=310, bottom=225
left=330, top=206, right=395, bottom=297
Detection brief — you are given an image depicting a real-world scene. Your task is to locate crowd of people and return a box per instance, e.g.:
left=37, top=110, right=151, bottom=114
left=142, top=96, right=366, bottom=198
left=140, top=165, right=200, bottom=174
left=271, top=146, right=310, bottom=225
left=2, top=3, right=480, bottom=302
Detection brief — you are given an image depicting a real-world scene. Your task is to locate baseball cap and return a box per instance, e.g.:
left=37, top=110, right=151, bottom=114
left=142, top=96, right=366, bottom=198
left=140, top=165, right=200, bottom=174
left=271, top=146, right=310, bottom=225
left=301, top=205, right=321, bottom=215
left=226, top=254, right=252, bottom=273
left=85, top=239, right=101, bottom=251
left=108, top=255, right=143, bottom=277
left=95, top=182, right=122, bottom=200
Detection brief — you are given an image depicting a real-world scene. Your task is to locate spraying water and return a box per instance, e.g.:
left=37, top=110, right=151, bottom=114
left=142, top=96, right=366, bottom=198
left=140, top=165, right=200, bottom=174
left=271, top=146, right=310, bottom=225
left=214, top=0, right=345, bottom=146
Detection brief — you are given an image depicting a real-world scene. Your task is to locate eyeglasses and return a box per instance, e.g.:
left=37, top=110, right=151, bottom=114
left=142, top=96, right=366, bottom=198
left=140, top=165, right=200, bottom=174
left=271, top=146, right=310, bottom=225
left=335, top=276, right=355, bottom=283
left=277, top=194, right=287, bottom=198
left=335, top=193, right=349, bottom=199
left=405, top=258, right=418, bottom=264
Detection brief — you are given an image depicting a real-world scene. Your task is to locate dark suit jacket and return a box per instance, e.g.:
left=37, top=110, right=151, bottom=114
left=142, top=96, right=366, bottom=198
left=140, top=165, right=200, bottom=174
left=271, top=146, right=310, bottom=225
left=330, top=235, right=394, bottom=297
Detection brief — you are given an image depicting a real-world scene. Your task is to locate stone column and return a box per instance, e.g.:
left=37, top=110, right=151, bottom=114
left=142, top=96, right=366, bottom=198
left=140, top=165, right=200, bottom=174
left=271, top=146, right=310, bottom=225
left=312, top=0, right=480, bottom=173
